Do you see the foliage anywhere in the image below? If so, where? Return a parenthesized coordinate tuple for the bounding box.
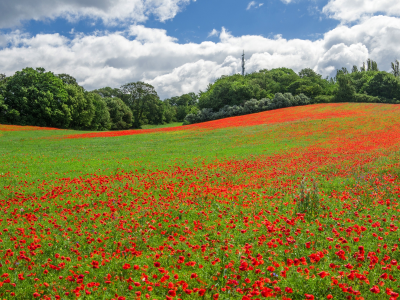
(57, 73, 79, 86)
(64, 84, 95, 129)
(92, 86, 123, 99)
(165, 92, 199, 121)
(120, 81, 160, 128)
(185, 93, 310, 125)
(87, 92, 112, 131)
(334, 73, 356, 102)
(1, 67, 72, 128)
(361, 72, 400, 100)
(103, 97, 133, 130)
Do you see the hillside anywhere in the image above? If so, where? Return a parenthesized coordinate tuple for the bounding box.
(1, 103, 400, 299)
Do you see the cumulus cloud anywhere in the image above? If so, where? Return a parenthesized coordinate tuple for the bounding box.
(0, 0, 193, 28)
(246, 1, 263, 10)
(323, 0, 400, 23)
(1, 16, 400, 99)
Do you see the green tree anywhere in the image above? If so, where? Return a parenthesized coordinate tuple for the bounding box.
(367, 59, 379, 71)
(57, 74, 79, 86)
(335, 73, 355, 102)
(3, 67, 72, 127)
(65, 84, 95, 129)
(87, 92, 111, 131)
(162, 101, 176, 123)
(391, 60, 400, 77)
(144, 96, 166, 125)
(362, 72, 400, 100)
(92, 87, 123, 98)
(104, 97, 133, 130)
(120, 82, 159, 128)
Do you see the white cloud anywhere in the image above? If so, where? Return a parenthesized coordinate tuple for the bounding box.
(208, 29, 219, 37)
(323, 0, 400, 23)
(280, 0, 293, 4)
(246, 1, 263, 10)
(1, 16, 400, 99)
(0, 0, 193, 29)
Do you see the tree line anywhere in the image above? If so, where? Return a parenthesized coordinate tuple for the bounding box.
(0, 68, 197, 130)
(1, 59, 400, 129)
(185, 59, 400, 124)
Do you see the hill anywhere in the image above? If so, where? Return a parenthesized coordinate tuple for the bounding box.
(1, 103, 400, 299)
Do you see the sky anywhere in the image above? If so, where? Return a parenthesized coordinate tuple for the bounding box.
(1, 0, 400, 99)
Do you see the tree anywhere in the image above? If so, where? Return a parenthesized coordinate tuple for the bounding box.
(144, 96, 166, 125)
(288, 79, 323, 98)
(57, 74, 79, 86)
(65, 84, 95, 129)
(335, 73, 355, 102)
(298, 68, 321, 80)
(3, 67, 72, 127)
(367, 59, 378, 71)
(92, 87, 123, 98)
(0, 94, 7, 123)
(104, 97, 133, 130)
(120, 82, 159, 128)
(391, 60, 400, 77)
(87, 92, 111, 131)
(360, 62, 366, 72)
(362, 72, 400, 100)
(351, 65, 359, 73)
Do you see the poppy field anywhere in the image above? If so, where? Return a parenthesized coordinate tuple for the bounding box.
(2, 103, 400, 300)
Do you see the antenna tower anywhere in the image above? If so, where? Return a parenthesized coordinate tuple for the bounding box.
(242, 50, 245, 76)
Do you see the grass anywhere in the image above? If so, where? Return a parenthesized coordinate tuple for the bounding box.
(141, 122, 183, 129)
(2, 103, 400, 299)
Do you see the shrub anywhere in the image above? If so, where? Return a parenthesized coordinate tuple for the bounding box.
(185, 93, 310, 125)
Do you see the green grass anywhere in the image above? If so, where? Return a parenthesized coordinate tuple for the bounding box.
(141, 122, 183, 129)
(2, 103, 400, 299)
(0, 121, 306, 185)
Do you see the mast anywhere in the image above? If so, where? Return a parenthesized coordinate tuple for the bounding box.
(242, 50, 245, 76)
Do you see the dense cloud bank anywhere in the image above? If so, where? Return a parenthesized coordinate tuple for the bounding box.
(1, 14, 400, 98)
(0, 0, 193, 28)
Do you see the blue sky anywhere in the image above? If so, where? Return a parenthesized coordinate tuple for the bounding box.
(1, 0, 400, 98)
(20, 0, 338, 43)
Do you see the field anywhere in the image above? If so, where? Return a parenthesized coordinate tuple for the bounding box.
(1, 103, 400, 300)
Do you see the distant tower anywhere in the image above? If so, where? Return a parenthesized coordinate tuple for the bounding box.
(242, 50, 245, 76)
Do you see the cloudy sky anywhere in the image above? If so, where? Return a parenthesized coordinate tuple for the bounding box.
(1, 0, 400, 99)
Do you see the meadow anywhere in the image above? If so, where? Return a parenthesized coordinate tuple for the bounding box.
(1, 103, 400, 299)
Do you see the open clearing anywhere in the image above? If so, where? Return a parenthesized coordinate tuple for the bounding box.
(1, 103, 400, 299)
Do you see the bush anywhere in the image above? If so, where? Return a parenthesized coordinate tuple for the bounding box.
(185, 93, 310, 125)
(353, 93, 381, 103)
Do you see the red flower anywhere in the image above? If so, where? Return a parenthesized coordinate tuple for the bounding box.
(305, 294, 315, 300)
(33, 293, 40, 298)
(198, 289, 206, 296)
(122, 263, 130, 270)
(154, 262, 161, 267)
(318, 271, 329, 278)
(168, 290, 176, 297)
(370, 286, 380, 294)
(285, 287, 293, 293)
